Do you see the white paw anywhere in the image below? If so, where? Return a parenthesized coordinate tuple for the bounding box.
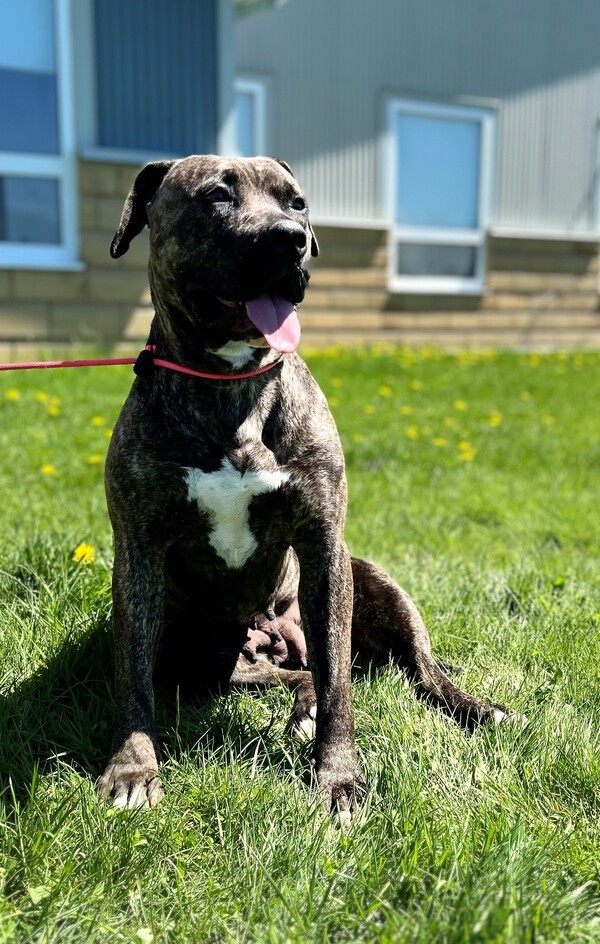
(292, 704, 317, 741)
(493, 708, 528, 727)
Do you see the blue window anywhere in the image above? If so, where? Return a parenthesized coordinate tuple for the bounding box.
(235, 79, 266, 157)
(0, 0, 77, 266)
(388, 99, 495, 293)
(394, 115, 481, 230)
(0, 177, 60, 244)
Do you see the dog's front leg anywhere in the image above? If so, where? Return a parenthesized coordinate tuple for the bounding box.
(297, 539, 364, 819)
(98, 536, 165, 809)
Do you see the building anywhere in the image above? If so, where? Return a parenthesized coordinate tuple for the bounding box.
(236, 0, 600, 347)
(0, 0, 274, 355)
(1, 0, 600, 353)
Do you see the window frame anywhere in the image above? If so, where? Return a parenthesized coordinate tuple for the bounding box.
(386, 97, 495, 295)
(234, 77, 267, 157)
(595, 121, 600, 233)
(0, 0, 79, 270)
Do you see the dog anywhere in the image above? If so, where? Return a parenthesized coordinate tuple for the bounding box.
(98, 155, 509, 818)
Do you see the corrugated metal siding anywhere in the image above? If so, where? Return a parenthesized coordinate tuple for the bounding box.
(94, 0, 217, 154)
(235, 0, 600, 232)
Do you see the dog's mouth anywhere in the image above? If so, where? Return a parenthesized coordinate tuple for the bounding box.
(217, 294, 301, 353)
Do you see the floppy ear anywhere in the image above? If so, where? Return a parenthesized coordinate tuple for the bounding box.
(273, 158, 319, 257)
(110, 160, 175, 258)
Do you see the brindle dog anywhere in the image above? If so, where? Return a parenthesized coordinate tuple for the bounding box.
(98, 155, 509, 818)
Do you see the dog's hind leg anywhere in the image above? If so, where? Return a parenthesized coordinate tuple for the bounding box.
(350, 558, 509, 729)
(228, 657, 317, 739)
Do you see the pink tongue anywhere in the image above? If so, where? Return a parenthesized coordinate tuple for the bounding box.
(245, 294, 301, 353)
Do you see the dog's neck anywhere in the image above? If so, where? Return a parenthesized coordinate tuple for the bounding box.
(148, 310, 282, 380)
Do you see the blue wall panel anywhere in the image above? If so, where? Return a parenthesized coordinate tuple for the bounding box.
(95, 0, 217, 155)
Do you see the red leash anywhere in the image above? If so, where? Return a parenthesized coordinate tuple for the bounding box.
(0, 347, 283, 381)
(0, 357, 137, 372)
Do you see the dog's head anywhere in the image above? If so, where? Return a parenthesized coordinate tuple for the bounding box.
(111, 155, 318, 356)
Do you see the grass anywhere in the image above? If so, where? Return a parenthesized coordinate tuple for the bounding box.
(0, 345, 599, 943)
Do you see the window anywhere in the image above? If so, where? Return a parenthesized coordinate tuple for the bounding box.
(234, 79, 266, 157)
(0, 0, 77, 267)
(387, 99, 495, 293)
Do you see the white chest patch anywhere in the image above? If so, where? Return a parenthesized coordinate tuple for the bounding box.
(184, 458, 289, 569)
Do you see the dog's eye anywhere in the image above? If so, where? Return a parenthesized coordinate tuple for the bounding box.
(291, 197, 306, 211)
(206, 187, 232, 203)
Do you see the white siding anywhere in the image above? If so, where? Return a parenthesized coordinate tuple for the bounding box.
(236, 0, 600, 233)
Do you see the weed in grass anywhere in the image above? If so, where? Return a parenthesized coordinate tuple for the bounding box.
(0, 349, 599, 942)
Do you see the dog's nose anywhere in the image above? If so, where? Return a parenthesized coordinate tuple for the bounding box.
(263, 220, 307, 259)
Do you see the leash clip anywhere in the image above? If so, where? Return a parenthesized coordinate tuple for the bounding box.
(133, 344, 157, 377)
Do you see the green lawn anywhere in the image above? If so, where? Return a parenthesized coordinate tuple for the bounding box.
(0, 346, 598, 943)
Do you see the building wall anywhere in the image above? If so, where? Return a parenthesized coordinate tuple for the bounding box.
(93, 0, 218, 155)
(236, 0, 600, 233)
(0, 160, 154, 358)
(0, 160, 598, 355)
(301, 227, 600, 348)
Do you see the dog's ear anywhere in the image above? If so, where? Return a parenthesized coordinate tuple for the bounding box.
(273, 158, 319, 257)
(110, 160, 175, 258)
(273, 157, 295, 178)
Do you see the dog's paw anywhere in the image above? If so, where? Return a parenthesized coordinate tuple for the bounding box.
(492, 707, 529, 728)
(97, 733, 163, 810)
(314, 752, 365, 828)
(290, 702, 317, 741)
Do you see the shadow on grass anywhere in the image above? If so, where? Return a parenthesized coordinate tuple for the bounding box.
(0, 618, 115, 804)
(0, 619, 320, 807)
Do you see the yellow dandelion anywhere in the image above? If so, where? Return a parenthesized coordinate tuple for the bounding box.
(5, 388, 20, 401)
(453, 400, 468, 411)
(352, 433, 364, 444)
(378, 385, 393, 398)
(90, 416, 106, 427)
(433, 437, 448, 448)
(489, 411, 503, 427)
(47, 405, 61, 417)
(87, 454, 103, 465)
(328, 396, 340, 408)
(406, 425, 419, 440)
(35, 391, 49, 403)
(410, 380, 423, 391)
(528, 355, 541, 368)
(72, 543, 95, 565)
(363, 403, 376, 414)
(458, 440, 477, 461)
(541, 415, 555, 426)
(41, 463, 57, 476)
(400, 405, 413, 416)
(104, 428, 113, 439)
(520, 391, 531, 401)
(330, 377, 342, 388)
